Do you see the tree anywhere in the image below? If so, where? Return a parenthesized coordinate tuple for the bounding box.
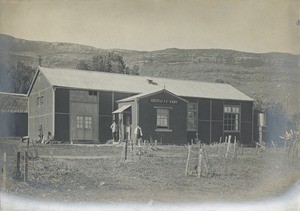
(90, 55, 111, 72)
(10, 61, 35, 94)
(125, 65, 140, 75)
(107, 52, 125, 73)
(288, 113, 300, 130)
(76, 60, 90, 70)
(75, 52, 138, 75)
(254, 98, 287, 144)
(131, 65, 140, 75)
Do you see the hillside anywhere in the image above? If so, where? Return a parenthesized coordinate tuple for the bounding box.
(0, 34, 299, 114)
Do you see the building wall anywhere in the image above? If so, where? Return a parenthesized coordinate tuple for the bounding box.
(138, 92, 187, 144)
(184, 98, 253, 145)
(55, 88, 70, 141)
(28, 72, 54, 141)
(0, 112, 27, 137)
(98, 91, 135, 142)
(69, 90, 99, 141)
(34, 82, 253, 145)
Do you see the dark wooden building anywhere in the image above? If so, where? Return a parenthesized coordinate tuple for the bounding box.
(0, 92, 28, 137)
(28, 67, 254, 145)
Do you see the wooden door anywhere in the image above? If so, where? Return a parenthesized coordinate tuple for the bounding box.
(75, 116, 93, 140)
(70, 102, 98, 141)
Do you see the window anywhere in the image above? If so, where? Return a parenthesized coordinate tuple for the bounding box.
(88, 91, 97, 96)
(187, 102, 198, 131)
(85, 116, 92, 129)
(156, 108, 169, 128)
(77, 116, 92, 129)
(224, 105, 240, 132)
(76, 116, 84, 129)
(37, 96, 44, 106)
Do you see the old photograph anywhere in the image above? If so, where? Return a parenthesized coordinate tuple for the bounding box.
(0, 0, 300, 210)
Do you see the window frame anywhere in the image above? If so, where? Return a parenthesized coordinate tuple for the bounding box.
(223, 105, 240, 132)
(187, 102, 198, 131)
(84, 116, 92, 129)
(88, 90, 97, 96)
(76, 115, 92, 130)
(37, 96, 44, 106)
(156, 107, 170, 129)
(76, 116, 84, 129)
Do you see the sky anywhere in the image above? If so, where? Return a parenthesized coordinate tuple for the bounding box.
(0, 0, 300, 54)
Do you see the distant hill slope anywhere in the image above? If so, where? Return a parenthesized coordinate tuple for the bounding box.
(0, 34, 299, 114)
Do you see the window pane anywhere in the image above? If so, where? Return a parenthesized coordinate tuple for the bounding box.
(76, 116, 83, 129)
(224, 106, 240, 132)
(85, 116, 92, 129)
(157, 108, 169, 128)
(187, 102, 198, 131)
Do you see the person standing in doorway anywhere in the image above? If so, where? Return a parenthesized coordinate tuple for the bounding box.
(110, 120, 118, 142)
(134, 124, 143, 146)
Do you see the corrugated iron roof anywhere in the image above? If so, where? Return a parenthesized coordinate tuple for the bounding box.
(0, 92, 28, 113)
(118, 89, 189, 103)
(112, 104, 132, 114)
(39, 67, 253, 101)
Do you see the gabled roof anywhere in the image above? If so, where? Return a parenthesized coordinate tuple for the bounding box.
(36, 67, 253, 102)
(112, 104, 132, 114)
(118, 89, 188, 103)
(0, 92, 28, 113)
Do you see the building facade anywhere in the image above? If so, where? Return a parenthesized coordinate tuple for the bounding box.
(28, 67, 254, 145)
(0, 92, 28, 137)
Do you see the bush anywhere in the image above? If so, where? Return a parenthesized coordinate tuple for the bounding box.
(254, 99, 287, 145)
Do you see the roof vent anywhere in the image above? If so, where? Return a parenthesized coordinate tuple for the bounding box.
(147, 79, 158, 85)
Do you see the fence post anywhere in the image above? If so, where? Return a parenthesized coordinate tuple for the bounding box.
(185, 144, 191, 176)
(24, 151, 28, 182)
(125, 139, 128, 160)
(241, 143, 244, 155)
(198, 148, 203, 178)
(225, 135, 231, 158)
(3, 152, 7, 191)
(233, 136, 237, 158)
(16, 152, 22, 181)
(27, 138, 30, 151)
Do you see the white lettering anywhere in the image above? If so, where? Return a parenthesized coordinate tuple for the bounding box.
(150, 98, 178, 104)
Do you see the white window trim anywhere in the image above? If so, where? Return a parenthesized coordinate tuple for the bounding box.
(156, 107, 170, 129)
(187, 102, 198, 131)
(224, 105, 241, 132)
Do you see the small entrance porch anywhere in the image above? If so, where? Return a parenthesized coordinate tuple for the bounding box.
(112, 104, 132, 141)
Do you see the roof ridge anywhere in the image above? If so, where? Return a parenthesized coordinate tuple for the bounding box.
(0, 92, 28, 97)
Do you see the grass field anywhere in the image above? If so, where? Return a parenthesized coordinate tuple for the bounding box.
(1, 140, 300, 205)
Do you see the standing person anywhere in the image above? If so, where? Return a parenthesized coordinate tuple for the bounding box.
(134, 124, 143, 146)
(110, 120, 118, 142)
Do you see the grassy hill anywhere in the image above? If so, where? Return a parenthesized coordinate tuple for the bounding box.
(0, 34, 299, 115)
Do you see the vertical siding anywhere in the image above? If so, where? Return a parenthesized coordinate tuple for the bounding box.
(69, 90, 99, 141)
(28, 73, 54, 141)
(28, 77, 254, 145)
(138, 92, 187, 144)
(55, 89, 70, 141)
(0, 112, 28, 137)
(241, 101, 254, 145)
(98, 91, 136, 142)
(113, 92, 134, 111)
(197, 98, 211, 143)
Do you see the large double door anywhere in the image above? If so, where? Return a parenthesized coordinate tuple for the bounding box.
(70, 101, 98, 141)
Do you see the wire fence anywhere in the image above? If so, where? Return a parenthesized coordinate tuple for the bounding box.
(0, 139, 22, 190)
